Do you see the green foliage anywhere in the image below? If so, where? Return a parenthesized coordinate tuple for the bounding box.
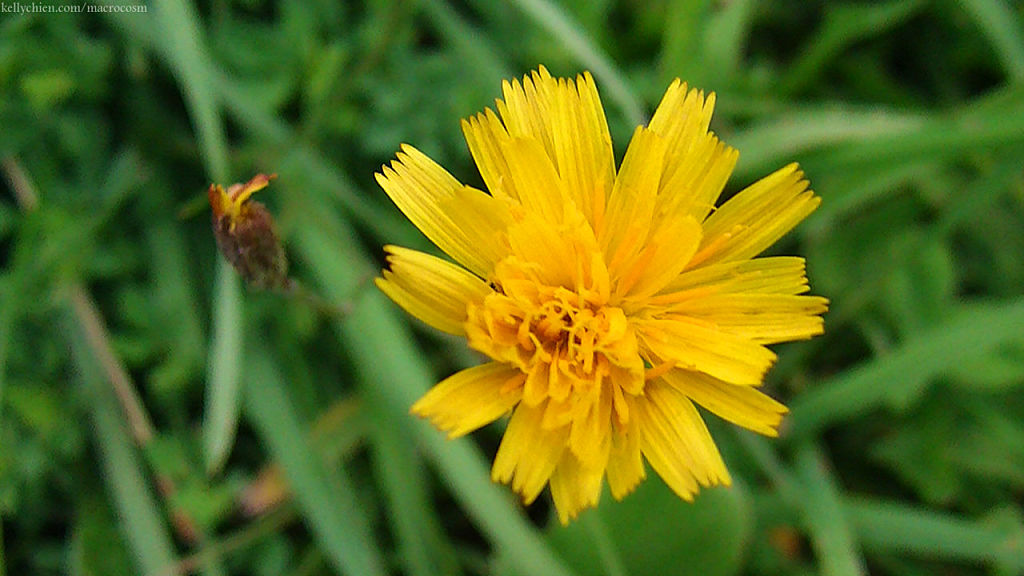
(534, 481, 752, 576)
(2, 1, 1024, 575)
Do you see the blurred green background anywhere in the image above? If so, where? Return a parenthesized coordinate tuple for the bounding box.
(3, 1, 1024, 575)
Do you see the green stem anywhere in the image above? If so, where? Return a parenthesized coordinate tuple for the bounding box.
(278, 279, 353, 320)
(163, 506, 297, 576)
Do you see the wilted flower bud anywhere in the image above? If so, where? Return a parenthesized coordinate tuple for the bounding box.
(208, 173, 289, 290)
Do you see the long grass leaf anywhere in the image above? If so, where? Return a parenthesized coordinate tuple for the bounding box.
(786, 298, 1024, 438)
(509, 0, 645, 126)
(959, 0, 1024, 81)
(203, 262, 244, 475)
(728, 106, 928, 181)
(364, 397, 462, 576)
(793, 442, 866, 576)
(146, 0, 246, 476)
(844, 497, 1024, 573)
(150, 0, 229, 182)
(67, 310, 178, 576)
(421, 0, 511, 89)
(244, 346, 388, 576)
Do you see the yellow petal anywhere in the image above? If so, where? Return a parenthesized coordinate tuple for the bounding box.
(658, 256, 816, 299)
(492, 402, 569, 504)
(376, 145, 509, 276)
(207, 184, 229, 219)
(647, 81, 714, 178)
(668, 293, 828, 344)
(462, 108, 517, 202)
(647, 83, 737, 222)
(376, 245, 492, 336)
(549, 452, 605, 525)
(567, 380, 613, 470)
(230, 173, 275, 204)
(601, 127, 666, 267)
(522, 361, 551, 407)
(635, 381, 730, 500)
(636, 317, 777, 386)
(692, 163, 820, 268)
(660, 136, 738, 224)
(497, 67, 557, 157)
(500, 136, 572, 223)
(616, 214, 702, 302)
(662, 369, 788, 436)
(505, 209, 602, 292)
(466, 68, 616, 227)
(606, 420, 645, 499)
(450, 184, 514, 256)
(546, 72, 616, 226)
(411, 362, 524, 438)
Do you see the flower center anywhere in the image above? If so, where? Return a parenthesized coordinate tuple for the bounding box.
(466, 257, 645, 412)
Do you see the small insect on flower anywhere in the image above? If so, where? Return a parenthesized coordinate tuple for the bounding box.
(208, 173, 289, 290)
(376, 67, 828, 524)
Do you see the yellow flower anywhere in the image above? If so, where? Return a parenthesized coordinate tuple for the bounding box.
(375, 67, 828, 524)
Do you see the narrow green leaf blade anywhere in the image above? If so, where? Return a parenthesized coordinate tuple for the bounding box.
(845, 498, 1024, 574)
(793, 442, 866, 576)
(959, 0, 1024, 81)
(786, 298, 1024, 438)
(203, 261, 244, 475)
(244, 345, 388, 576)
(67, 310, 178, 576)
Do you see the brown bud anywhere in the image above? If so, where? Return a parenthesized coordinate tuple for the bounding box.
(208, 173, 289, 290)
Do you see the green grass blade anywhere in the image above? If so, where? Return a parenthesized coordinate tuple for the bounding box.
(364, 397, 462, 576)
(150, 0, 229, 182)
(845, 497, 1024, 574)
(959, 0, 1024, 81)
(730, 91, 1024, 183)
(786, 298, 1024, 438)
(577, 513, 628, 576)
(66, 308, 178, 576)
(87, 390, 179, 576)
(794, 442, 866, 576)
(0, 278, 12, 416)
(421, 0, 511, 89)
(776, 0, 924, 96)
(145, 0, 246, 476)
(203, 262, 244, 475)
(806, 111, 1024, 174)
(244, 345, 388, 576)
(699, 0, 755, 85)
(659, 0, 712, 87)
(510, 0, 645, 126)
(728, 106, 927, 181)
